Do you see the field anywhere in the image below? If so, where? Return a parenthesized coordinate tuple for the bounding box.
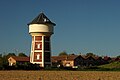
(0, 71, 120, 80)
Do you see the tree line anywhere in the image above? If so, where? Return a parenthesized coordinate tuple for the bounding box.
(58, 51, 120, 58)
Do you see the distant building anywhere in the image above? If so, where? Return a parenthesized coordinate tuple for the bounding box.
(51, 55, 109, 68)
(8, 56, 29, 66)
(52, 55, 78, 68)
(8, 55, 119, 68)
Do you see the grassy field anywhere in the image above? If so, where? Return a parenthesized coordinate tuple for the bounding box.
(0, 71, 119, 80)
(99, 61, 120, 69)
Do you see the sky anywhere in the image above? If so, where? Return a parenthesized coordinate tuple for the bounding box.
(0, 0, 120, 57)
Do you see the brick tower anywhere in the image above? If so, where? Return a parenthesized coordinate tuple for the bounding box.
(28, 12, 56, 67)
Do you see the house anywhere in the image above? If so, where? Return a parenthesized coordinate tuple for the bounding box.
(8, 56, 30, 66)
(103, 56, 111, 64)
(111, 57, 120, 62)
(62, 55, 78, 67)
(74, 55, 86, 67)
(84, 56, 96, 66)
(51, 55, 98, 68)
(51, 55, 110, 68)
(8, 55, 115, 68)
(51, 55, 78, 68)
(103, 56, 111, 61)
(93, 56, 105, 65)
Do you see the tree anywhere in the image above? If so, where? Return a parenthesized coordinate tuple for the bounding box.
(117, 55, 120, 58)
(18, 53, 27, 57)
(0, 54, 3, 69)
(86, 53, 96, 57)
(0, 54, 2, 58)
(69, 53, 75, 55)
(7, 53, 16, 57)
(58, 51, 68, 56)
(1, 53, 15, 69)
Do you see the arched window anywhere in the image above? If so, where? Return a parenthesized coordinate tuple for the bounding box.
(37, 44, 40, 49)
(37, 54, 40, 60)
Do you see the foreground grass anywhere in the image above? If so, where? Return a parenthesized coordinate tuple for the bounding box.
(0, 71, 120, 80)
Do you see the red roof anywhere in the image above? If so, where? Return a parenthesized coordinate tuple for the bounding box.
(10, 56, 30, 62)
(51, 55, 78, 62)
(111, 57, 120, 61)
(103, 56, 111, 61)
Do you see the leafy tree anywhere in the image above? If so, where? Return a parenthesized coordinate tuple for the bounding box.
(86, 53, 96, 57)
(0, 53, 16, 69)
(18, 53, 27, 57)
(7, 53, 16, 57)
(117, 55, 120, 58)
(2, 53, 16, 64)
(0, 54, 2, 65)
(59, 51, 68, 56)
(69, 53, 75, 55)
(0, 54, 2, 58)
(0, 54, 3, 68)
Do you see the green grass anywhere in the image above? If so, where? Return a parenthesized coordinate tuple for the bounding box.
(99, 61, 120, 69)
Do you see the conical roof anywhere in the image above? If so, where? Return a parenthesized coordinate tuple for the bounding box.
(28, 12, 56, 26)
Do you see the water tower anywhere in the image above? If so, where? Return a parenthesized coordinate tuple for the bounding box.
(28, 12, 56, 67)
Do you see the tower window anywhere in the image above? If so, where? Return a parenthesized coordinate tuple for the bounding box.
(44, 18, 49, 22)
(44, 18, 47, 22)
(35, 42, 42, 50)
(37, 44, 40, 49)
(37, 54, 40, 60)
(34, 52, 42, 62)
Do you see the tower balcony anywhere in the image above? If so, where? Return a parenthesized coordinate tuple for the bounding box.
(29, 24, 54, 34)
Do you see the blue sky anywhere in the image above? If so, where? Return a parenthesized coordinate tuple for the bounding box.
(0, 0, 120, 57)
